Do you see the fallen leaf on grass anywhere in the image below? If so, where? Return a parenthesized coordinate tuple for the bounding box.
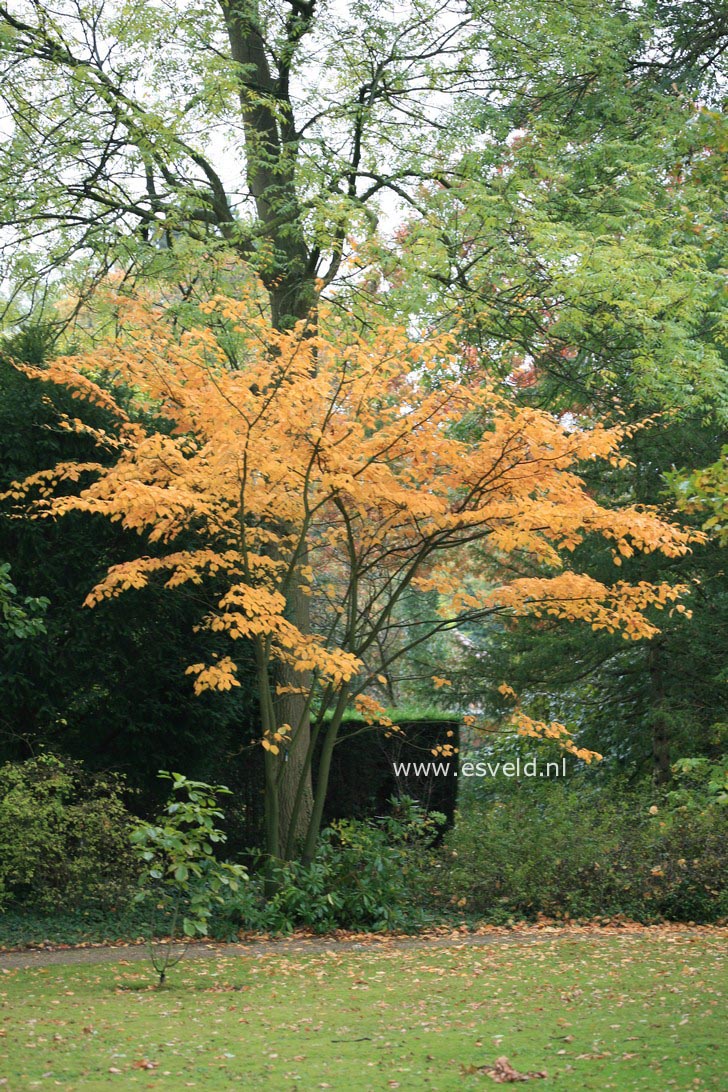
(461, 1056, 548, 1082)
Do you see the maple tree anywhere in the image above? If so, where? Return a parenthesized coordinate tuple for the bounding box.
(2, 0, 725, 837)
(2, 291, 698, 865)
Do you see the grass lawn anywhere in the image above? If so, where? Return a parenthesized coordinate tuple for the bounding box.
(1, 931, 725, 1089)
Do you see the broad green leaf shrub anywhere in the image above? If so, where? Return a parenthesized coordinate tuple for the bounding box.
(439, 764, 728, 923)
(667, 756, 728, 808)
(0, 562, 48, 639)
(0, 754, 136, 911)
(226, 798, 444, 935)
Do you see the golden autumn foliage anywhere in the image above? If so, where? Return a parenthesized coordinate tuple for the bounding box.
(1, 290, 699, 856)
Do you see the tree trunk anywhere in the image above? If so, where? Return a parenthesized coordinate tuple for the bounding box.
(269, 278, 319, 858)
(302, 687, 350, 864)
(275, 577, 314, 857)
(648, 642, 671, 786)
(222, 0, 323, 859)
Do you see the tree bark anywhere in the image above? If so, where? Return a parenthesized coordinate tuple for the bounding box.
(219, 2, 323, 858)
(275, 577, 314, 856)
(648, 642, 671, 786)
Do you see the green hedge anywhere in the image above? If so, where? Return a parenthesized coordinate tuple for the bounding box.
(229, 712, 460, 852)
(437, 763, 728, 923)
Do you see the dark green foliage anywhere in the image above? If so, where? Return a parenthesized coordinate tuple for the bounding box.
(668, 756, 728, 807)
(321, 715, 460, 831)
(670, 445, 728, 545)
(0, 561, 48, 638)
(0, 754, 136, 912)
(0, 904, 172, 951)
(0, 339, 259, 814)
(227, 798, 444, 935)
(439, 763, 728, 924)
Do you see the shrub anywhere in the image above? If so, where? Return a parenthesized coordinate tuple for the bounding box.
(0, 561, 48, 639)
(438, 764, 728, 924)
(130, 772, 248, 983)
(227, 797, 444, 935)
(0, 753, 136, 911)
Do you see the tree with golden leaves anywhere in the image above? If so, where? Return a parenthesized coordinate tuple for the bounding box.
(2, 293, 697, 863)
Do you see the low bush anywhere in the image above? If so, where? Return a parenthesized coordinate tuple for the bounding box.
(0, 753, 137, 912)
(225, 798, 444, 935)
(4, 748, 723, 940)
(130, 772, 248, 983)
(437, 757, 728, 923)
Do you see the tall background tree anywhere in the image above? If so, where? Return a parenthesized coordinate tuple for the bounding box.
(348, 1, 727, 779)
